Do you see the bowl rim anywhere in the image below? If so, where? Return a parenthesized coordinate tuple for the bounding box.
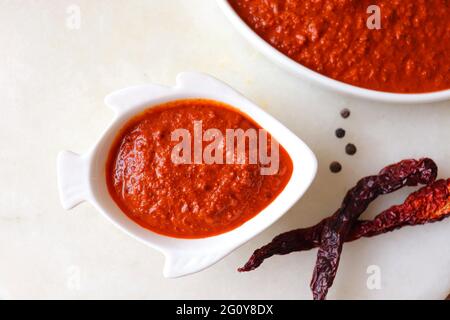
(216, 0, 450, 104)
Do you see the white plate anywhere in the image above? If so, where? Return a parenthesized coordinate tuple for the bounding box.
(57, 72, 317, 278)
(217, 0, 450, 103)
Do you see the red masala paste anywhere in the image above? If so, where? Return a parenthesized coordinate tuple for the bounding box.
(106, 99, 293, 238)
(229, 0, 450, 93)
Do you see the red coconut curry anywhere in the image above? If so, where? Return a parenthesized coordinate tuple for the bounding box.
(106, 99, 293, 238)
(229, 0, 450, 93)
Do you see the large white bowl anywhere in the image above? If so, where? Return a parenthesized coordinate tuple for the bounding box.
(57, 72, 317, 278)
(217, 0, 450, 104)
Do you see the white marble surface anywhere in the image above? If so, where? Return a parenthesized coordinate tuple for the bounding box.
(0, 0, 449, 300)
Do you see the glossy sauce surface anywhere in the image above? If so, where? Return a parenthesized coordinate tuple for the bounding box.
(230, 0, 449, 93)
(106, 99, 293, 238)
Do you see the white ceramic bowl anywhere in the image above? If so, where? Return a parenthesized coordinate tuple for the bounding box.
(57, 72, 317, 278)
(217, 0, 450, 104)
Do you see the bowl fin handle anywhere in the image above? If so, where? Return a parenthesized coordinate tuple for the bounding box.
(163, 248, 233, 278)
(57, 151, 91, 210)
(175, 72, 240, 97)
(104, 84, 170, 116)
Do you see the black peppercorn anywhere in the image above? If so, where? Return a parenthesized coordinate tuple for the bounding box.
(340, 108, 351, 119)
(329, 161, 342, 173)
(335, 128, 346, 138)
(345, 143, 357, 155)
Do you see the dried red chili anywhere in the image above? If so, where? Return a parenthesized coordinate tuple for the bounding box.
(349, 178, 450, 239)
(311, 158, 437, 300)
(238, 158, 438, 299)
(239, 178, 450, 273)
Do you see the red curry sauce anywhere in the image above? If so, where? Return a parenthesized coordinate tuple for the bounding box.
(229, 0, 450, 93)
(106, 99, 293, 238)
